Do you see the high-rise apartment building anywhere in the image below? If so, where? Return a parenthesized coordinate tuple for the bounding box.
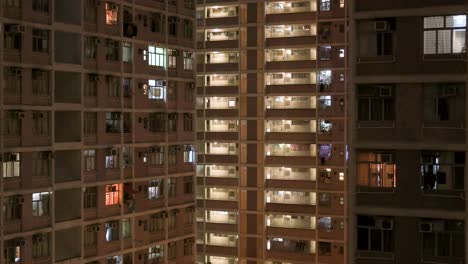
(0, 0, 196, 263)
(195, 1, 348, 263)
(349, 0, 467, 263)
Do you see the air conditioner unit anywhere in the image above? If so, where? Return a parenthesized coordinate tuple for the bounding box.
(442, 86, 457, 97)
(11, 25, 25, 33)
(379, 153, 393, 163)
(10, 68, 21, 76)
(374, 21, 388, 31)
(419, 222, 432, 233)
(33, 112, 45, 119)
(89, 74, 99, 81)
(13, 196, 24, 204)
(15, 240, 26, 246)
(376, 219, 393, 230)
(379, 87, 392, 97)
(14, 111, 25, 119)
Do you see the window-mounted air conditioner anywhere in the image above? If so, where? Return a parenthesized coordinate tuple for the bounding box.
(374, 21, 388, 31)
(419, 222, 432, 233)
(379, 153, 393, 163)
(376, 219, 393, 230)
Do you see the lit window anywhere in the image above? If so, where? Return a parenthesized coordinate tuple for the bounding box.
(105, 2, 118, 25)
(320, 0, 331, 11)
(2, 153, 20, 178)
(184, 145, 195, 163)
(105, 184, 120, 206)
(148, 45, 166, 68)
(148, 180, 163, 199)
(105, 149, 119, 169)
(357, 152, 396, 189)
(424, 15, 466, 54)
(339, 48, 345, 58)
(340, 0, 344, 8)
(122, 219, 131, 238)
(32, 192, 50, 216)
(105, 221, 119, 241)
(183, 51, 193, 70)
(122, 42, 132, 62)
(148, 79, 167, 100)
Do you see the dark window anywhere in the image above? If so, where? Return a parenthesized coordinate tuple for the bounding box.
(357, 85, 395, 122)
(32, 29, 49, 53)
(32, 0, 48, 12)
(168, 16, 178, 36)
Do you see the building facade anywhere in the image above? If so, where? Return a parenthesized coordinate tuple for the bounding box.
(195, 1, 348, 263)
(0, 0, 196, 263)
(349, 0, 467, 263)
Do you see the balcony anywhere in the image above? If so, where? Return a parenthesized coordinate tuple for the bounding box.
(206, 233, 238, 247)
(206, 187, 238, 201)
(266, 190, 316, 214)
(266, 238, 315, 262)
(266, 75, 316, 93)
(266, 190, 316, 205)
(265, 1, 316, 15)
(202, 74, 239, 87)
(265, 120, 316, 141)
(204, 29, 239, 49)
(265, 24, 316, 47)
(200, 52, 240, 72)
(266, 48, 316, 71)
(265, 167, 316, 189)
(205, 119, 238, 132)
(204, 255, 238, 264)
(266, 143, 315, 156)
(267, 214, 315, 229)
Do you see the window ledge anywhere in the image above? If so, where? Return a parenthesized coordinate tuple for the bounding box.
(357, 56, 395, 63)
(358, 121, 395, 128)
(357, 251, 395, 260)
(357, 186, 395, 193)
(422, 121, 464, 129)
(421, 189, 465, 198)
(422, 53, 465, 61)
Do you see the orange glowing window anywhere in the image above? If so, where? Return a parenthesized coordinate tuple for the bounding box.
(105, 184, 119, 205)
(105, 3, 118, 25)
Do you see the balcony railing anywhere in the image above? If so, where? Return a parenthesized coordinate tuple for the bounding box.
(265, 73, 316, 85)
(267, 214, 316, 229)
(206, 30, 239, 41)
(206, 256, 238, 264)
(266, 191, 316, 205)
(206, 233, 238, 247)
(206, 210, 238, 224)
(201, 75, 239, 87)
(205, 52, 239, 64)
(265, 25, 315, 38)
(206, 6, 238, 18)
(265, 1, 315, 14)
(206, 120, 238, 132)
(202, 165, 238, 178)
(206, 188, 238, 201)
(266, 48, 315, 62)
(265, 144, 316, 157)
(265, 167, 316, 181)
(205, 97, 237, 109)
(267, 238, 315, 254)
(266, 120, 315, 133)
(266, 96, 316, 109)
(206, 143, 238, 155)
